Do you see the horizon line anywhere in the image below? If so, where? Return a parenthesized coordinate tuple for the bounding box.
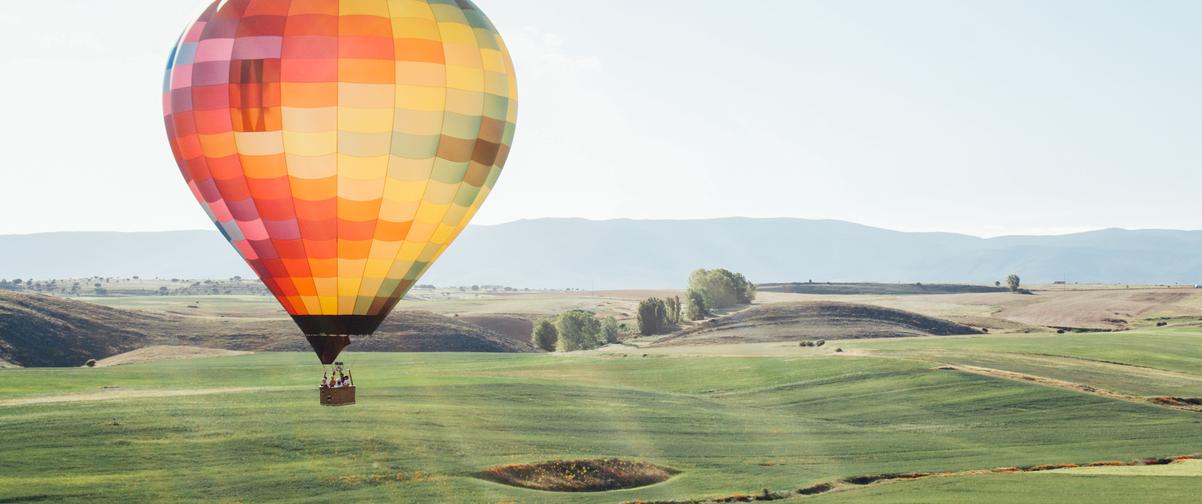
(4, 216, 1202, 240)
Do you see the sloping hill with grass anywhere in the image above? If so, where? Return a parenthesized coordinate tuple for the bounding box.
(0, 291, 161, 367)
(757, 282, 1008, 295)
(0, 292, 534, 367)
(656, 301, 982, 346)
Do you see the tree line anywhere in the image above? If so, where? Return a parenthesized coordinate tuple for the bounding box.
(637, 268, 756, 335)
(531, 267, 756, 351)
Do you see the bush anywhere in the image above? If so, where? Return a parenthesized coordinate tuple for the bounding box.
(637, 298, 671, 336)
(685, 289, 709, 321)
(84, 359, 97, 368)
(688, 269, 755, 309)
(599, 316, 622, 344)
(532, 319, 559, 352)
(557, 310, 603, 351)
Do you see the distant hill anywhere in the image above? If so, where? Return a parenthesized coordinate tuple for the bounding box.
(758, 282, 1009, 295)
(6, 219, 1202, 287)
(0, 291, 535, 367)
(655, 302, 982, 346)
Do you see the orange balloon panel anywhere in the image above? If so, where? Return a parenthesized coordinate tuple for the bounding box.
(162, 0, 517, 362)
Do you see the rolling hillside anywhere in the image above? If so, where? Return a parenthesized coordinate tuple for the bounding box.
(0, 291, 534, 367)
(656, 301, 982, 346)
(8, 219, 1202, 288)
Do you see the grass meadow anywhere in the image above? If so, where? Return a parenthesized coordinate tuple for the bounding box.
(2, 327, 1202, 502)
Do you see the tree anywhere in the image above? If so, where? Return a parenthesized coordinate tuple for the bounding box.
(995, 281, 1001, 287)
(532, 319, 559, 352)
(1007, 274, 1021, 293)
(637, 297, 675, 336)
(686, 289, 709, 320)
(664, 296, 682, 324)
(599, 316, 622, 344)
(557, 310, 602, 351)
(732, 272, 756, 304)
(688, 269, 756, 310)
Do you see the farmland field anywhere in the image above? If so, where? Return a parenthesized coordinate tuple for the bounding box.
(3, 326, 1202, 503)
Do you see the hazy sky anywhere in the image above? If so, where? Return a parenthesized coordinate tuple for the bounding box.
(0, 0, 1198, 237)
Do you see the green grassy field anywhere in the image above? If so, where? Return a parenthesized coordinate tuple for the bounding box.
(2, 329, 1201, 502)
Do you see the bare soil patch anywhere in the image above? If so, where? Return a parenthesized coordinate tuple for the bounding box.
(995, 288, 1202, 330)
(1151, 397, 1202, 408)
(477, 459, 677, 492)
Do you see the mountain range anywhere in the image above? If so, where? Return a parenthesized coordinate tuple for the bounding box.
(4, 218, 1202, 288)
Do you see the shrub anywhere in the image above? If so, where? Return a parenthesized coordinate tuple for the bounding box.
(557, 310, 603, 351)
(532, 319, 559, 352)
(599, 316, 621, 344)
(685, 289, 709, 321)
(637, 298, 671, 336)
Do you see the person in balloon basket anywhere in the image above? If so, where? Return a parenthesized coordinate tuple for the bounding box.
(321, 366, 354, 389)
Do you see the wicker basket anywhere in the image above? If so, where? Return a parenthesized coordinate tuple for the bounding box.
(319, 386, 356, 406)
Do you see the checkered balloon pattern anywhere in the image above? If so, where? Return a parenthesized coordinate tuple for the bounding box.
(162, 0, 517, 352)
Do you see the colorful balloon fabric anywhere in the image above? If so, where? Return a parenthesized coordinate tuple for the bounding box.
(162, 0, 517, 363)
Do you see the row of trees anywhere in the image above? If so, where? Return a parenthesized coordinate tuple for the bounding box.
(637, 296, 684, 335)
(531, 310, 623, 352)
(634, 268, 757, 336)
(532, 267, 758, 348)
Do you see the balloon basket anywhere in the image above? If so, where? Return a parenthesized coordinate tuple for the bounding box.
(320, 386, 356, 407)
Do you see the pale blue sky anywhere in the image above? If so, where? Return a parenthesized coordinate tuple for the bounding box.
(0, 0, 1198, 236)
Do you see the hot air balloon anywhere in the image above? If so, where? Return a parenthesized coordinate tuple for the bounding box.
(161, 0, 517, 400)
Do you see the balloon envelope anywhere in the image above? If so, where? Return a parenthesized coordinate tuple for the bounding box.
(162, 0, 517, 363)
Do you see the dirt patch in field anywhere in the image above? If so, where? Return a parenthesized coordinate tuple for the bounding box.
(994, 288, 1202, 330)
(1151, 397, 1202, 408)
(477, 459, 677, 492)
